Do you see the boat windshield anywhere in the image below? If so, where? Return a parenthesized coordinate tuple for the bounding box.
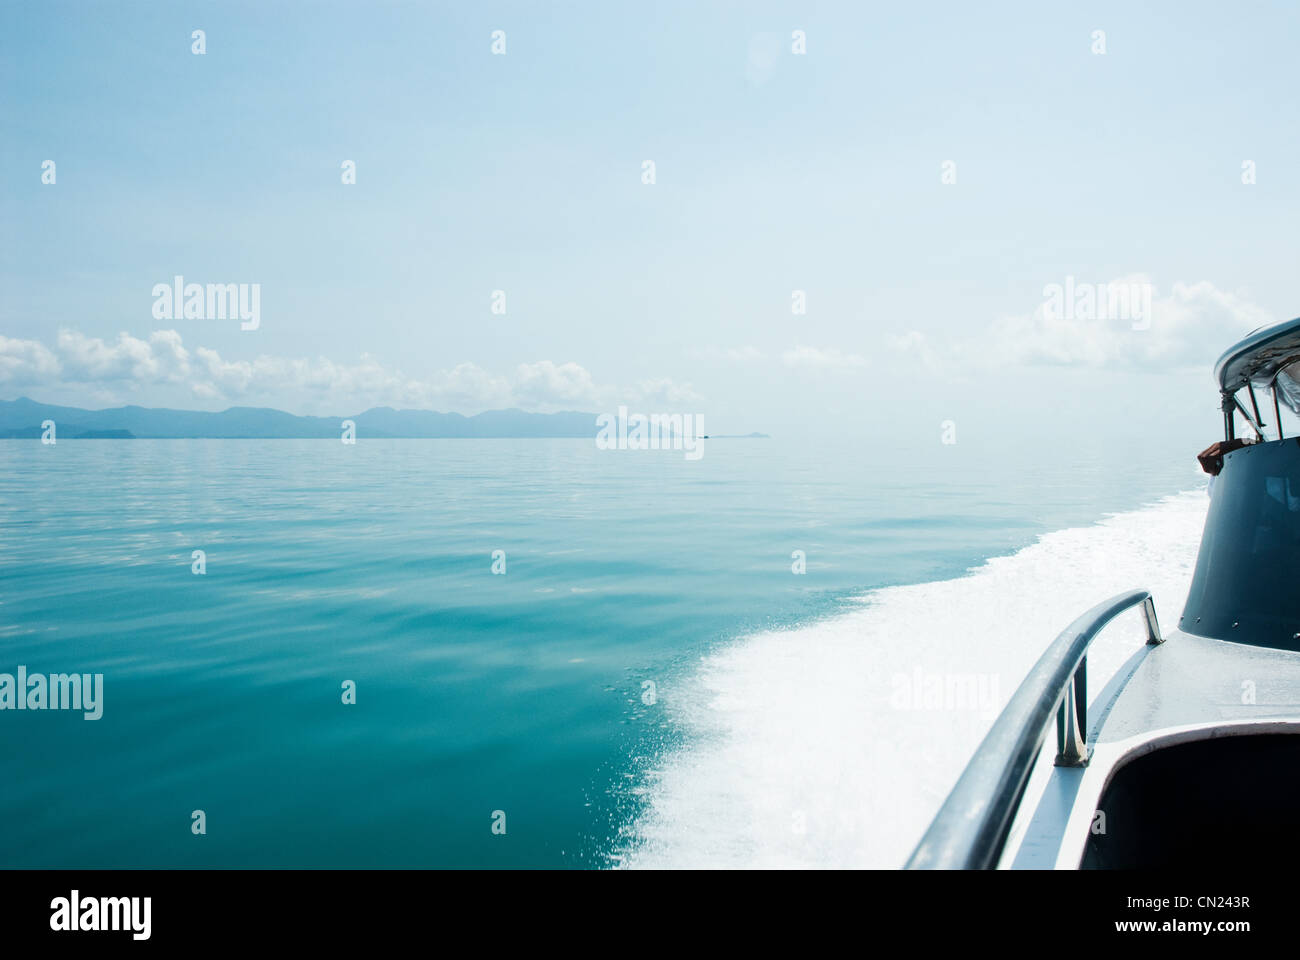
(1181, 437, 1300, 650)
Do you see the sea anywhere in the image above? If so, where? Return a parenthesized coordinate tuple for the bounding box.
(0, 435, 1210, 868)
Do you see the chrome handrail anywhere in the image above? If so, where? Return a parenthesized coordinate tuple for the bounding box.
(905, 589, 1164, 870)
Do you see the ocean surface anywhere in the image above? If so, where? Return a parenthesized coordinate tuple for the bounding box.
(0, 437, 1208, 868)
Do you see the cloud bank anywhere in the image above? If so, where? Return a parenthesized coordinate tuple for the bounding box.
(0, 329, 698, 415)
(0, 279, 1274, 414)
(889, 278, 1273, 374)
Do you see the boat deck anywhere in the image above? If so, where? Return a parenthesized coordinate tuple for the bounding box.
(1006, 630, 1300, 868)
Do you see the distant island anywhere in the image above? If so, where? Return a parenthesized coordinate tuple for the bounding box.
(0, 397, 768, 440)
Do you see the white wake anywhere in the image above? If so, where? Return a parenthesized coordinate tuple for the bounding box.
(617, 489, 1209, 868)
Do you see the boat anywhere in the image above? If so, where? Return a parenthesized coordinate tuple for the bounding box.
(907, 316, 1300, 869)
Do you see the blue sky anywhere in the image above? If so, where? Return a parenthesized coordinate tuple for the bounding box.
(2, 1, 1298, 446)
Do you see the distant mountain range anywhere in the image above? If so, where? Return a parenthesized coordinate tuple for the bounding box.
(0, 397, 599, 439)
(0, 397, 768, 440)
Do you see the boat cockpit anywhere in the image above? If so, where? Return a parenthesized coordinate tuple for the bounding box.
(908, 316, 1300, 870)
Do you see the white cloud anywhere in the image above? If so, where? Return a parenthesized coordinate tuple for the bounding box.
(513, 360, 600, 409)
(0, 328, 698, 415)
(0, 334, 61, 385)
(56, 329, 191, 383)
(628, 377, 702, 406)
(885, 330, 943, 376)
(988, 277, 1271, 368)
(781, 345, 868, 370)
(421, 362, 513, 410)
(887, 278, 1273, 374)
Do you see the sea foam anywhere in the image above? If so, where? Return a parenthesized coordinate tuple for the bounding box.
(616, 489, 1209, 868)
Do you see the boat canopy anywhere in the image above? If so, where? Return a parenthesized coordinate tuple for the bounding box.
(1216, 316, 1300, 414)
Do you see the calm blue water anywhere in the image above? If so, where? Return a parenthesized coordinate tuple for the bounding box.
(0, 437, 1198, 867)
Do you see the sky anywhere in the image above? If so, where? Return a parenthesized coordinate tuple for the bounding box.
(2, 1, 1298, 449)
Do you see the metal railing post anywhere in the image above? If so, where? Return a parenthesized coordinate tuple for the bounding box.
(1055, 657, 1088, 766)
(1141, 595, 1164, 645)
(905, 589, 1165, 869)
